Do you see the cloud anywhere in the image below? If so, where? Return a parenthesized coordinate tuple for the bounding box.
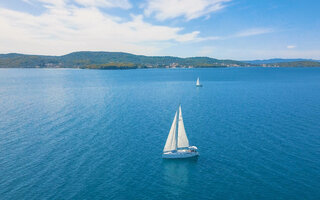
(22, 0, 33, 4)
(233, 28, 274, 37)
(287, 45, 296, 49)
(0, 1, 201, 55)
(74, 0, 132, 9)
(144, 0, 231, 21)
(23, 0, 132, 9)
(35, 0, 67, 7)
(0, 1, 277, 57)
(195, 28, 274, 42)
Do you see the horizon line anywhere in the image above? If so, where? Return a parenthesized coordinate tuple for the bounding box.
(0, 51, 319, 62)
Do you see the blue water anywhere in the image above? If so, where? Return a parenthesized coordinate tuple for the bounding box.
(0, 68, 320, 200)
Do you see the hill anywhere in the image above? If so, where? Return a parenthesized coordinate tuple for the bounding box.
(0, 51, 248, 69)
(245, 58, 320, 64)
(0, 51, 319, 69)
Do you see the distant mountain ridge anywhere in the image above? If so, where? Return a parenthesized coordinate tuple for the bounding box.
(0, 51, 247, 69)
(0, 51, 319, 69)
(245, 58, 320, 64)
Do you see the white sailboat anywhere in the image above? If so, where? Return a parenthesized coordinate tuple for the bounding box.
(162, 105, 199, 159)
(196, 77, 202, 87)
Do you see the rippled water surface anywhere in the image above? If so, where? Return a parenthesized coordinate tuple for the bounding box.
(0, 68, 320, 200)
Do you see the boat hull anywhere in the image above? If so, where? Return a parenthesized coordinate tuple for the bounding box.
(196, 84, 202, 87)
(162, 151, 199, 159)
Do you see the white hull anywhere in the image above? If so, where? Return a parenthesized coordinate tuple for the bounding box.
(162, 150, 199, 159)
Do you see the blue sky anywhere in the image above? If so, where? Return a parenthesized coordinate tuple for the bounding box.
(0, 0, 319, 60)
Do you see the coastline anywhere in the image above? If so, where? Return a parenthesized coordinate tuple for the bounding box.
(1, 66, 320, 70)
(1, 51, 320, 69)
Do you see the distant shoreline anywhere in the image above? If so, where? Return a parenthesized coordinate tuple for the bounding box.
(1, 51, 320, 69)
(2, 66, 320, 71)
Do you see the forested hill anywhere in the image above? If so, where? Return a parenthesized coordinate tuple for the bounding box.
(0, 51, 247, 69)
(0, 51, 319, 69)
(245, 58, 320, 64)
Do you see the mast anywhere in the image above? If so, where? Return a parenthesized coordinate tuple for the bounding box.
(175, 106, 179, 149)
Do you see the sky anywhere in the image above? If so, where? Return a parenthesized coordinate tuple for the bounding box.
(0, 0, 319, 60)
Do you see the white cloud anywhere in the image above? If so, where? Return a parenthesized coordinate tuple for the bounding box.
(74, 0, 132, 9)
(22, 0, 33, 4)
(233, 28, 274, 37)
(195, 28, 274, 42)
(0, 2, 201, 55)
(287, 45, 296, 49)
(36, 0, 67, 7)
(23, 0, 132, 9)
(0, 1, 278, 57)
(144, 0, 231, 21)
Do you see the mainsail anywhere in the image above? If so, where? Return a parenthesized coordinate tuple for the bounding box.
(163, 111, 178, 152)
(196, 77, 200, 86)
(177, 106, 189, 148)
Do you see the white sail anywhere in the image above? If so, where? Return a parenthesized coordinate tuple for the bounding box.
(196, 77, 200, 86)
(177, 106, 189, 148)
(163, 111, 178, 152)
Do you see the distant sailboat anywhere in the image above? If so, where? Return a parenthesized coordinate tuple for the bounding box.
(196, 77, 202, 87)
(162, 105, 199, 159)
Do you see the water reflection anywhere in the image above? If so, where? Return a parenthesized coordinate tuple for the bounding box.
(161, 158, 198, 195)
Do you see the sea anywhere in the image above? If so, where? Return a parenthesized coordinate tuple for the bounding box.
(0, 67, 319, 200)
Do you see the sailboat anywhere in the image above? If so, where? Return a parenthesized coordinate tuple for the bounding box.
(162, 105, 199, 159)
(196, 77, 202, 87)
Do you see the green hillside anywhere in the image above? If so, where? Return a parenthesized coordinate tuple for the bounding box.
(0, 51, 319, 69)
(0, 51, 248, 69)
